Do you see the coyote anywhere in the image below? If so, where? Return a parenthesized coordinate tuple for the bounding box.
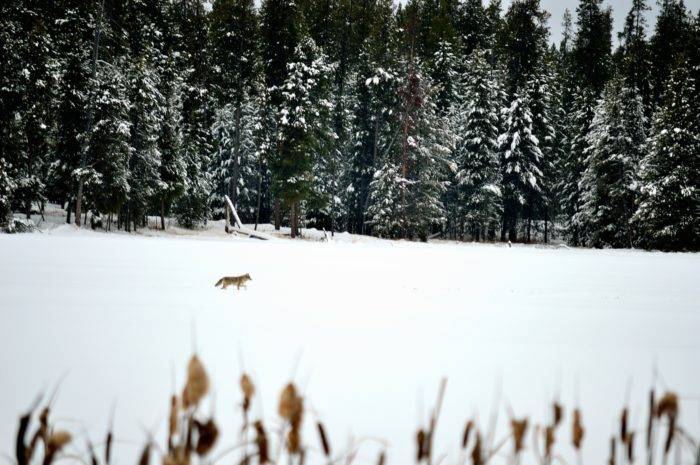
(215, 273, 252, 290)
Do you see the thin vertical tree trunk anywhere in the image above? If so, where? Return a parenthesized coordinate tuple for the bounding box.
(274, 198, 281, 230)
(290, 202, 296, 238)
(254, 155, 263, 231)
(66, 198, 72, 224)
(75, 0, 105, 226)
(544, 212, 549, 244)
(161, 199, 166, 230)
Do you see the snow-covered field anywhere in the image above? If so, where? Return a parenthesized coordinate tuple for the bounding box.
(1, 224, 699, 465)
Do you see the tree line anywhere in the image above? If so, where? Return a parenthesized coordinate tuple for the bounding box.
(0, 0, 698, 250)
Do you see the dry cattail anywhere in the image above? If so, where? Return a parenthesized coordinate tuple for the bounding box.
(655, 392, 678, 420)
(240, 374, 255, 399)
(194, 419, 219, 456)
(182, 355, 209, 409)
(279, 383, 303, 426)
(620, 408, 628, 441)
(462, 420, 474, 449)
(240, 374, 255, 411)
(44, 430, 72, 465)
(169, 396, 179, 439)
(48, 431, 72, 452)
(286, 427, 301, 455)
(553, 403, 563, 427)
(510, 418, 528, 453)
(625, 432, 635, 463)
(544, 426, 555, 458)
(572, 409, 584, 450)
(16, 412, 31, 465)
(254, 421, 269, 464)
(471, 432, 483, 465)
(646, 390, 655, 449)
(655, 392, 678, 455)
(316, 422, 331, 457)
(609, 436, 616, 465)
(416, 429, 427, 461)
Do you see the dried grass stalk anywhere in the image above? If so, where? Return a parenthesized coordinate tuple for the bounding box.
(462, 420, 474, 450)
(471, 431, 483, 465)
(572, 409, 584, 450)
(317, 422, 331, 457)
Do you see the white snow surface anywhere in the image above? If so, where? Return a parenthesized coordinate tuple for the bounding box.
(1, 221, 699, 465)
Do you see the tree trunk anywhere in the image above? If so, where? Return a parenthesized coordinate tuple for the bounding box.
(274, 198, 281, 230)
(66, 197, 72, 224)
(254, 157, 263, 231)
(544, 213, 549, 244)
(161, 199, 166, 230)
(527, 213, 532, 243)
(229, 104, 242, 206)
(290, 202, 297, 239)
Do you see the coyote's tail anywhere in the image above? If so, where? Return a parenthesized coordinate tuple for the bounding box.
(214, 277, 224, 287)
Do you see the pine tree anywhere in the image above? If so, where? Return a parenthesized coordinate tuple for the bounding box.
(174, 0, 213, 229)
(649, 0, 692, 106)
(617, 0, 651, 111)
(634, 63, 699, 250)
(126, 56, 163, 230)
(85, 61, 131, 228)
(271, 36, 333, 238)
(49, 0, 95, 222)
(575, 77, 646, 248)
(209, 0, 259, 208)
(457, 0, 488, 57)
(210, 92, 261, 222)
(572, 0, 613, 95)
(156, 58, 187, 230)
(0, 156, 13, 228)
(454, 48, 501, 240)
(498, 86, 544, 242)
(560, 87, 596, 245)
(366, 162, 402, 238)
(347, 44, 400, 234)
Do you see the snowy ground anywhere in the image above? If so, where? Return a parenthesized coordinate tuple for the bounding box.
(1, 217, 699, 465)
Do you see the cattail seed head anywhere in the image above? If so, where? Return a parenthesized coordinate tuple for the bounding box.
(572, 409, 584, 450)
(169, 396, 179, 438)
(48, 431, 72, 452)
(278, 383, 303, 427)
(194, 419, 219, 456)
(620, 408, 628, 441)
(286, 427, 301, 455)
(240, 374, 255, 402)
(416, 429, 427, 461)
(655, 392, 678, 420)
(182, 355, 209, 409)
(254, 421, 269, 464)
(553, 403, 563, 427)
(510, 418, 528, 453)
(544, 426, 555, 457)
